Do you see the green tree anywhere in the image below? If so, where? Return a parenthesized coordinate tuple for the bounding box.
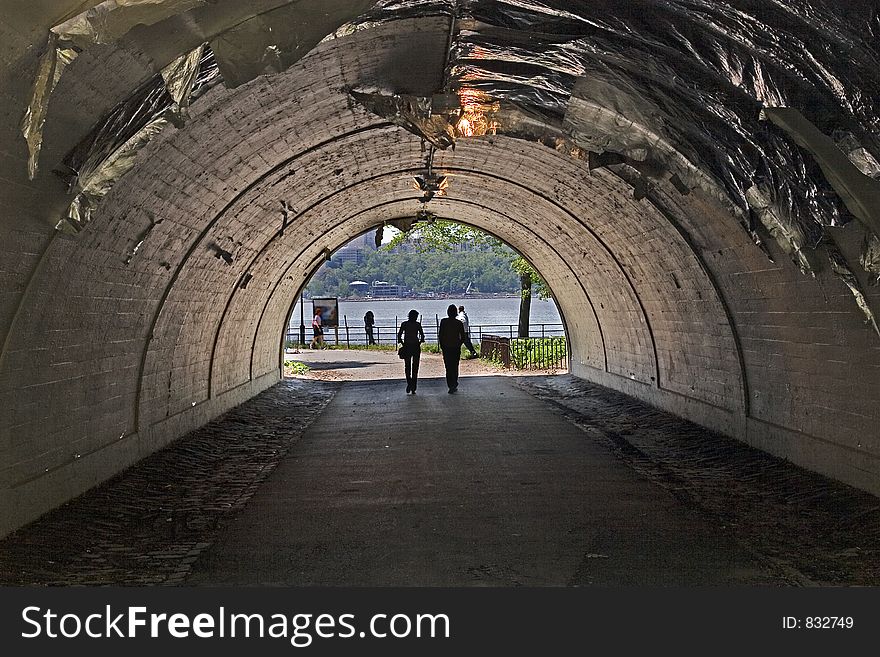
(304, 232, 524, 299)
(385, 219, 550, 337)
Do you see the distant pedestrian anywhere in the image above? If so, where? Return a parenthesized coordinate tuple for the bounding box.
(309, 309, 325, 349)
(364, 310, 376, 345)
(439, 304, 466, 393)
(397, 309, 425, 394)
(457, 305, 477, 358)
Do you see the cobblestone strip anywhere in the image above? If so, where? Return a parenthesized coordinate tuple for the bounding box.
(519, 376, 880, 586)
(0, 379, 337, 585)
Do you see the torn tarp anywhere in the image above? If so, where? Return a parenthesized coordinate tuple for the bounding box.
(57, 45, 220, 233)
(827, 245, 880, 336)
(564, 74, 741, 221)
(51, 0, 207, 48)
(349, 89, 456, 149)
(161, 43, 205, 111)
(837, 133, 880, 180)
(329, 0, 451, 38)
(762, 108, 880, 240)
(349, 1, 879, 233)
(22, 0, 377, 177)
(21, 0, 208, 179)
(745, 184, 818, 275)
(861, 233, 880, 287)
(341, 0, 880, 314)
(210, 0, 376, 88)
(62, 116, 171, 232)
(20, 34, 79, 180)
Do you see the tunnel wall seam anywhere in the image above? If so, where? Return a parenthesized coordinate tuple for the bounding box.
(201, 123, 398, 397)
(632, 182, 750, 414)
(439, 166, 669, 386)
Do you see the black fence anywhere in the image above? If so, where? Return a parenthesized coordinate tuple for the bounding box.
(286, 321, 565, 348)
(286, 323, 568, 371)
(480, 335, 567, 370)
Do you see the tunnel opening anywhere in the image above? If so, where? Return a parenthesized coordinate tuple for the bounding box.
(281, 221, 569, 377)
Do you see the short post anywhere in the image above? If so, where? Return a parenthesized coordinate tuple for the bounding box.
(299, 293, 306, 346)
(344, 315, 350, 349)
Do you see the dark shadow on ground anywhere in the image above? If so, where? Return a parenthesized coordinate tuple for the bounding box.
(0, 380, 338, 585)
(185, 374, 778, 586)
(520, 375, 880, 586)
(2, 373, 877, 586)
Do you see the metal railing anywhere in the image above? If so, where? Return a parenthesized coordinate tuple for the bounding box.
(286, 321, 565, 348)
(285, 322, 567, 371)
(480, 335, 567, 370)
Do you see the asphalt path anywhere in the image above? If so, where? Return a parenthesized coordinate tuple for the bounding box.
(188, 362, 769, 585)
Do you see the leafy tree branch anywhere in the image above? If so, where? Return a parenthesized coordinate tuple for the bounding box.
(383, 219, 551, 336)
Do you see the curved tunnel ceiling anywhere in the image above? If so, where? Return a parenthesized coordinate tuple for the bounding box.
(8, 1, 880, 325)
(0, 0, 879, 536)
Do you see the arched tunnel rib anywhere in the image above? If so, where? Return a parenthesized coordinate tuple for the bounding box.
(129, 121, 395, 415)
(170, 123, 744, 416)
(630, 177, 752, 416)
(227, 151, 745, 408)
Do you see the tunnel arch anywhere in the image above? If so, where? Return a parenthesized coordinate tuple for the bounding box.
(1, 2, 878, 537)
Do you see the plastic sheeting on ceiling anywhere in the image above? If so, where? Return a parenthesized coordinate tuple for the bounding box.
(343, 0, 880, 331)
(20, 0, 880, 331)
(20, 0, 375, 182)
(351, 0, 879, 237)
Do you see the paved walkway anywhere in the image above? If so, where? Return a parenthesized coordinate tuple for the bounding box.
(4, 351, 876, 585)
(187, 371, 771, 586)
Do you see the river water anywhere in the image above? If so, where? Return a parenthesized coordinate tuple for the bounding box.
(289, 297, 563, 343)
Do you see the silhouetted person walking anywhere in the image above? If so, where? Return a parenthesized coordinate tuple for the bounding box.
(397, 309, 425, 394)
(457, 305, 477, 357)
(439, 303, 466, 393)
(364, 310, 375, 345)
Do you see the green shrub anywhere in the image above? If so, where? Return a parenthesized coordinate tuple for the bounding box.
(284, 360, 311, 375)
(478, 337, 566, 369)
(509, 336, 567, 369)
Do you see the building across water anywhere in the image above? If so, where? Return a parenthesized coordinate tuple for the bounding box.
(368, 280, 409, 298)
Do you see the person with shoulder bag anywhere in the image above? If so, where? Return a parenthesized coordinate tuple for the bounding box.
(397, 309, 425, 394)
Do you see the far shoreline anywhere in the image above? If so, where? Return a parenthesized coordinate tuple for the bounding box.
(310, 293, 523, 302)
